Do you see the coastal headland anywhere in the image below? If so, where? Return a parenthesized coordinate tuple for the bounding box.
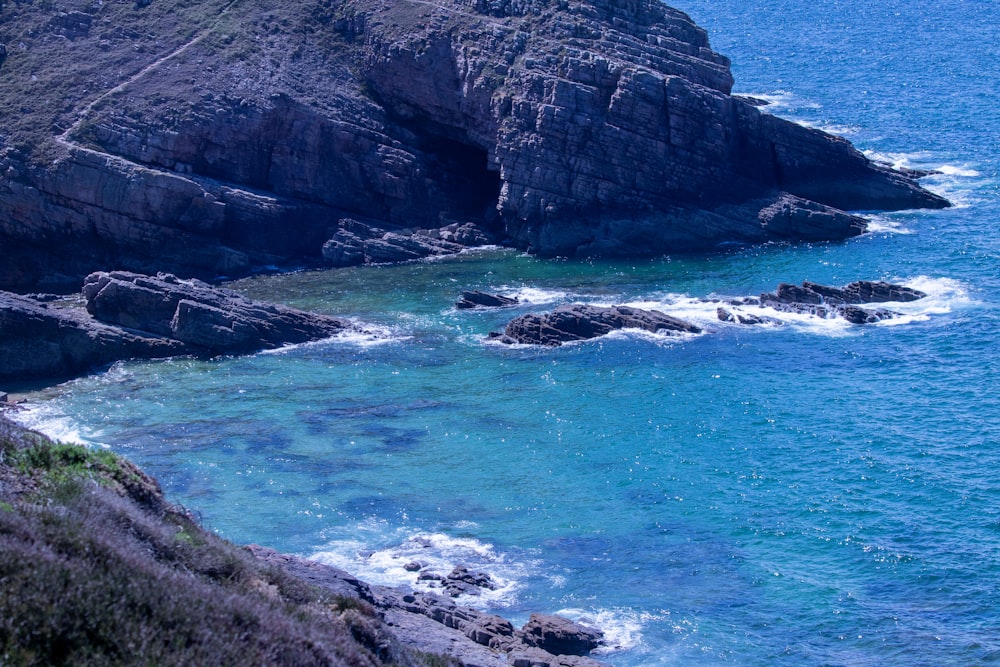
(0, 0, 945, 292)
(0, 0, 950, 664)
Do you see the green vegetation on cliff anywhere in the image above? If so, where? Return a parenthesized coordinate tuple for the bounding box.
(0, 415, 451, 666)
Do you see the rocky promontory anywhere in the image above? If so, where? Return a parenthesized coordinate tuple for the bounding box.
(0, 0, 948, 292)
(0, 271, 361, 384)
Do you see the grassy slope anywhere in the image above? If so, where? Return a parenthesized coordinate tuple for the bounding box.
(0, 415, 454, 667)
(0, 0, 235, 158)
(0, 0, 367, 162)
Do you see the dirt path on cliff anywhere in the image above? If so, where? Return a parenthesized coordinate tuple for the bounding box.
(57, 0, 242, 146)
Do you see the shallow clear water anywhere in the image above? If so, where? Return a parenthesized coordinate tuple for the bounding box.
(14, 1, 1000, 664)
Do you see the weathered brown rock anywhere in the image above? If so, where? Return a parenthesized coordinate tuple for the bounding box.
(0, 0, 947, 291)
(498, 304, 701, 346)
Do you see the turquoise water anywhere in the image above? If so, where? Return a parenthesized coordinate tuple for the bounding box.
(16, 1, 1000, 664)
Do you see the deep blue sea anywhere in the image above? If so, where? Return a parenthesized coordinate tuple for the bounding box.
(14, 1, 1000, 664)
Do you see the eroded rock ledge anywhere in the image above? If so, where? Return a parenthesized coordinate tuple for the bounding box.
(0, 271, 361, 385)
(0, 0, 948, 291)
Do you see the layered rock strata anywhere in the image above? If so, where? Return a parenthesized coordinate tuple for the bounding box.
(0, 0, 947, 291)
(82, 270, 354, 353)
(322, 219, 496, 268)
(0, 271, 359, 384)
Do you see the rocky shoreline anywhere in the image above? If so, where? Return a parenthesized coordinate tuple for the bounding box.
(0, 411, 609, 666)
(0, 270, 364, 385)
(249, 545, 609, 667)
(0, 271, 930, 386)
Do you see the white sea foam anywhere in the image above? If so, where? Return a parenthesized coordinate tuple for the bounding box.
(794, 119, 861, 136)
(863, 150, 986, 207)
(258, 322, 410, 355)
(555, 607, 660, 654)
(482, 275, 969, 347)
(875, 276, 974, 325)
(7, 401, 96, 446)
(643, 277, 969, 336)
(504, 286, 575, 305)
(862, 214, 914, 235)
(310, 528, 531, 607)
(417, 245, 505, 263)
(742, 89, 820, 111)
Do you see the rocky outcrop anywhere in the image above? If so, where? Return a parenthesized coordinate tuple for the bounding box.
(0, 271, 361, 384)
(718, 280, 927, 325)
(248, 545, 609, 667)
(82, 271, 355, 354)
(0, 290, 192, 384)
(495, 304, 701, 346)
(522, 614, 604, 658)
(456, 291, 520, 310)
(322, 219, 496, 268)
(0, 0, 947, 291)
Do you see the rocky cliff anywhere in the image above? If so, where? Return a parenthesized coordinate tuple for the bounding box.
(0, 0, 947, 291)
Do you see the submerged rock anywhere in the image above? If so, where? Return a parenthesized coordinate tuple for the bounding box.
(497, 304, 701, 346)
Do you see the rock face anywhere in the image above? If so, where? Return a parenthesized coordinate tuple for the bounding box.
(0, 290, 192, 384)
(522, 614, 605, 657)
(497, 304, 701, 346)
(0, 272, 359, 384)
(0, 0, 947, 291)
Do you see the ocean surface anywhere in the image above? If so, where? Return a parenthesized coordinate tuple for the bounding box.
(14, 1, 1000, 664)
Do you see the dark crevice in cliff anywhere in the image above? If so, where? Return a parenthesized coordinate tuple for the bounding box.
(390, 110, 503, 226)
(424, 135, 502, 223)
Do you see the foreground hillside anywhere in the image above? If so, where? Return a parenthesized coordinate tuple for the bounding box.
(0, 0, 946, 291)
(0, 414, 450, 666)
